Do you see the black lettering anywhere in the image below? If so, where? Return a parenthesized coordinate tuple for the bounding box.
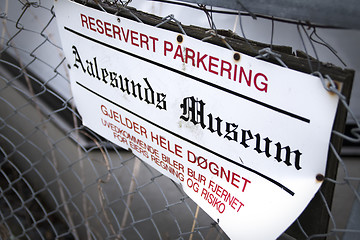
(274, 143, 302, 170)
(110, 72, 118, 88)
(180, 97, 206, 129)
(224, 122, 238, 141)
(156, 93, 167, 110)
(143, 77, 155, 105)
(207, 114, 223, 137)
(131, 80, 143, 100)
(101, 68, 108, 84)
(254, 134, 272, 157)
(93, 57, 100, 80)
(86, 60, 95, 77)
(240, 129, 253, 148)
(119, 76, 130, 95)
(72, 45, 86, 72)
(179, 97, 302, 171)
(71, 47, 167, 111)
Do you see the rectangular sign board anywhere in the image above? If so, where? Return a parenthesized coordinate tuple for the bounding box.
(55, 1, 340, 239)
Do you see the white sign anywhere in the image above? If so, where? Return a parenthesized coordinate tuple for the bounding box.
(55, 0, 339, 239)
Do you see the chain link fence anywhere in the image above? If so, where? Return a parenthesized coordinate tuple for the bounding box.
(0, 0, 359, 239)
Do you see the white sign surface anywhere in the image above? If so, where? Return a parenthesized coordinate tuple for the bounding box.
(55, 0, 339, 239)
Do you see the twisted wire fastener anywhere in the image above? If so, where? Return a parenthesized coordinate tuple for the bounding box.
(255, 47, 287, 68)
(155, 14, 186, 35)
(201, 30, 233, 51)
(313, 71, 360, 143)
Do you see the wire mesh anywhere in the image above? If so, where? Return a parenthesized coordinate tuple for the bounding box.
(0, 0, 359, 239)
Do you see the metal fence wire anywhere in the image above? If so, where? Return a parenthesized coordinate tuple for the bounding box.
(0, 0, 360, 239)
